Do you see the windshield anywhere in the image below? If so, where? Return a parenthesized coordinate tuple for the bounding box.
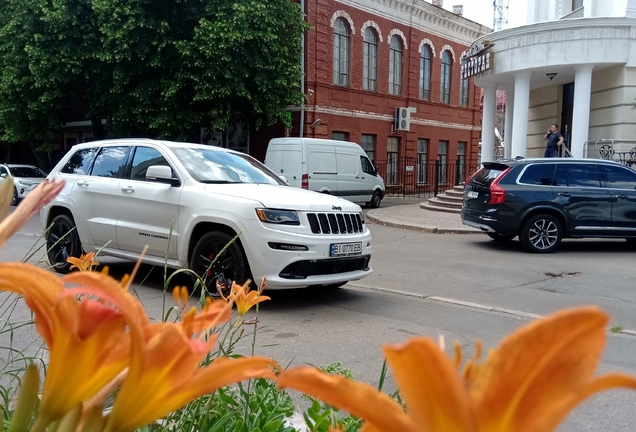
(9, 166, 47, 178)
(172, 147, 286, 185)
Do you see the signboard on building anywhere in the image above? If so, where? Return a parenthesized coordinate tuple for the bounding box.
(461, 40, 495, 79)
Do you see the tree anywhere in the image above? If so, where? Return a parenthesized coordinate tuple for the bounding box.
(0, 0, 308, 147)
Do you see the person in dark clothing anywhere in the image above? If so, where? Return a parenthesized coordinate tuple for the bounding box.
(543, 124, 564, 157)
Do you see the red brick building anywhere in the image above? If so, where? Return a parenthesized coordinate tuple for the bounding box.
(270, 0, 491, 190)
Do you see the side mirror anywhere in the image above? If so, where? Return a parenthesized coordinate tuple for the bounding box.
(0, 173, 5, 178)
(146, 165, 179, 186)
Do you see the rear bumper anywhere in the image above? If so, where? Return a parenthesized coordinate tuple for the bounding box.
(461, 209, 519, 237)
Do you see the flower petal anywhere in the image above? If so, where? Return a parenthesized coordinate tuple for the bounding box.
(278, 366, 417, 432)
(471, 306, 615, 432)
(383, 337, 474, 432)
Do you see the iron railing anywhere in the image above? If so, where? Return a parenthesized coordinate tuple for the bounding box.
(374, 157, 476, 197)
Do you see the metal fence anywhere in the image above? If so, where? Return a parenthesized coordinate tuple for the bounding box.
(374, 157, 475, 197)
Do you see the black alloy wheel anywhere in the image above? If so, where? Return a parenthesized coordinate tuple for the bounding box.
(520, 214, 563, 253)
(368, 190, 382, 208)
(189, 231, 249, 297)
(487, 233, 515, 242)
(46, 214, 82, 273)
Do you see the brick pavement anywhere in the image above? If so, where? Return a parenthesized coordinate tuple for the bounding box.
(366, 202, 481, 234)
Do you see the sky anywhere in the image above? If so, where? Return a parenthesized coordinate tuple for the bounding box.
(442, 0, 528, 30)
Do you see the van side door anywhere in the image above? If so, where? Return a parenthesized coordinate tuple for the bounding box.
(335, 150, 363, 203)
(307, 141, 337, 194)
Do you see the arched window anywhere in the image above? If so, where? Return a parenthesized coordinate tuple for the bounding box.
(460, 76, 469, 107)
(389, 36, 403, 95)
(419, 45, 432, 100)
(333, 18, 350, 86)
(440, 50, 452, 104)
(363, 28, 378, 91)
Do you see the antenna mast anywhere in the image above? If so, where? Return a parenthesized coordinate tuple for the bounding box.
(493, 0, 509, 31)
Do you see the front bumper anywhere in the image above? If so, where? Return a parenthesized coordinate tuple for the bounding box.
(242, 220, 373, 290)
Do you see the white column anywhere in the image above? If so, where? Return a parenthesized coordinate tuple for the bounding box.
(481, 84, 497, 163)
(503, 89, 514, 158)
(571, 65, 594, 158)
(627, 0, 636, 18)
(583, 0, 593, 17)
(511, 72, 531, 159)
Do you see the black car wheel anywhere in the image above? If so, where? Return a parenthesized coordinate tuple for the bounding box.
(367, 190, 382, 208)
(46, 214, 82, 273)
(11, 187, 19, 206)
(487, 233, 515, 242)
(189, 231, 249, 296)
(520, 214, 562, 253)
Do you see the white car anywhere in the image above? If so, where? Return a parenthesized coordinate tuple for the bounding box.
(0, 164, 48, 206)
(41, 139, 372, 291)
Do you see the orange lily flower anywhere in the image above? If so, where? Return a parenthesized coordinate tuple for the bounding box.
(67, 251, 100, 272)
(223, 278, 271, 316)
(100, 297, 279, 432)
(278, 307, 636, 432)
(0, 265, 131, 428)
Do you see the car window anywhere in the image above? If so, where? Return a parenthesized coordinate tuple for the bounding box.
(129, 147, 173, 181)
(599, 164, 636, 189)
(90, 146, 130, 178)
(9, 166, 47, 178)
(471, 167, 505, 186)
(0, 166, 8, 176)
(518, 164, 556, 186)
(173, 147, 286, 185)
(554, 164, 602, 188)
(61, 148, 98, 175)
(360, 156, 375, 175)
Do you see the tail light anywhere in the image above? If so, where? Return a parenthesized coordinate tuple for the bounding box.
(301, 173, 309, 190)
(487, 168, 510, 205)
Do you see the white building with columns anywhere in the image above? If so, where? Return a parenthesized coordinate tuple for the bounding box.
(471, 0, 636, 162)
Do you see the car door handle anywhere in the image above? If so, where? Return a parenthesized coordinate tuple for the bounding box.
(361, 176, 366, 179)
(76, 180, 89, 187)
(121, 186, 135, 193)
(558, 192, 571, 197)
(355, 176, 360, 179)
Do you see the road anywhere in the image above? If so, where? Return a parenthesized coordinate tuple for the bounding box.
(3, 205, 636, 431)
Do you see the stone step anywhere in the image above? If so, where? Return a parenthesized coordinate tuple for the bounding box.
(436, 194, 464, 204)
(453, 185, 465, 192)
(425, 197, 463, 210)
(420, 201, 462, 214)
(445, 189, 465, 198)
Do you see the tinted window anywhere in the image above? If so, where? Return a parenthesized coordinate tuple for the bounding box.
(554, 164, 602, 188)
(0, 166, 8, 176)
(61, 148, 98, 175)
(129, 147, 172, 181)
(471, 167, 505, 186)
(360, 156, 375, 175)
(519, 164, 556, 186)
(599, 164, 636, 189)
(90, 146, 130, 178)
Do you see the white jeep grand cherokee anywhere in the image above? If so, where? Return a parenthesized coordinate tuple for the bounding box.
(41, 139, 372, 290)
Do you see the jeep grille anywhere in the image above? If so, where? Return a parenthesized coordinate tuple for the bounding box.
(307, 213, 363, 234)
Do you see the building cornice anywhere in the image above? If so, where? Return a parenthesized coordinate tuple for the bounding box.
(335, 0, 491, 45)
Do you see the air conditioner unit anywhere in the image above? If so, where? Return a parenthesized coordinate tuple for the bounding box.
(395, 107, 411, 131)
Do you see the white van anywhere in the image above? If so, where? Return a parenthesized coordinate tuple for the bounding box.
(265, 138, 385, 208)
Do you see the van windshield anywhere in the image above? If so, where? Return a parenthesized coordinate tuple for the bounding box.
(173, 147, 287, 185)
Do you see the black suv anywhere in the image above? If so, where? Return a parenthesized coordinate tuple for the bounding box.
(461, 158, 636, 253)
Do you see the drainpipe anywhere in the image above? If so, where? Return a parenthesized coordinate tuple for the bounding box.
(299, 0, 305, 138)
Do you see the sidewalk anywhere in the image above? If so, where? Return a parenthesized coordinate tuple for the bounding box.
(366, 199, 480, 234)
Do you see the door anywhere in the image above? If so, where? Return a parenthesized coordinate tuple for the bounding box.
(116, 146, 181, 259)
(560, 83, 574, 154)
(69, 146, 130, 248)
(598, 164, 636, 231)
(307, 141, 338, 193)
(335, 151, 363, 202)
(552, 163, 612, 234)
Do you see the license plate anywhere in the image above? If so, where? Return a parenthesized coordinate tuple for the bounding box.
(330, 242, 362, 257)
(466, 190, 478, 199)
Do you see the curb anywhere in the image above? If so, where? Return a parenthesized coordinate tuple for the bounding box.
(366, 212, 482, 234)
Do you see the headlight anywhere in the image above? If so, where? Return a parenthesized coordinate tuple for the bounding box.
(256, 209, 300, 225)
